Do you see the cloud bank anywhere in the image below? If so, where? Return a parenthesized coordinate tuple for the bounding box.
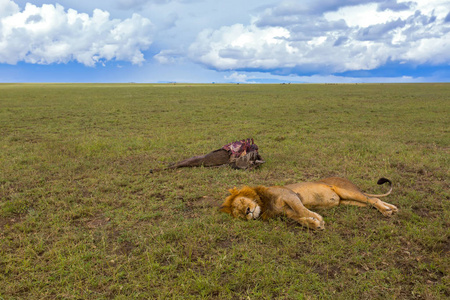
(183, 0, 450, 75)
(0, 0, 449, 82)
(0, 0, 153, 66)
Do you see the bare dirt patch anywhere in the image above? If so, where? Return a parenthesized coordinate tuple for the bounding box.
(86, 216, 111, 229)
(0, 214, 26, 230)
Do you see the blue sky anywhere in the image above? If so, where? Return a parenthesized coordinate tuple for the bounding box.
(1, 0, 449, 83)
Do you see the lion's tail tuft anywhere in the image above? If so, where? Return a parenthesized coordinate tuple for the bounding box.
(364, 177, 393, 198)
(377, 177, 392, 185)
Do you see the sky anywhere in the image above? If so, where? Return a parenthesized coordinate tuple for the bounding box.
(0, 0, 449, 83)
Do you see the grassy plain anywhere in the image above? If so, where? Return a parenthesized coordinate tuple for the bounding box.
(0, 83, 449, 299)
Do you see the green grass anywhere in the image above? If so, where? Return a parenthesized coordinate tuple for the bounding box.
(0, 83, 449, 299)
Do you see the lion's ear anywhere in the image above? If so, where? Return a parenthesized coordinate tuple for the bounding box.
(221, 187, 239, 215)
(219, 205, 232, 214)
(228, 187, 239, 195)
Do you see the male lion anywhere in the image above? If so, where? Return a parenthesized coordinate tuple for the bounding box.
(220, 177, 398, 230)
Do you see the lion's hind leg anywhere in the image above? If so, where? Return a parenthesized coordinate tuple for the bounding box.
(331, 186, 397, 216)
(339, 200, 367, 207)
(339, 198, 398, 216)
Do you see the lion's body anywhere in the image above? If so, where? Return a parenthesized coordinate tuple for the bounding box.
(220, 177, 398, 230)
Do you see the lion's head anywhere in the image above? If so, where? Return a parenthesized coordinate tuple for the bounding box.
(220, 186, 262, 220)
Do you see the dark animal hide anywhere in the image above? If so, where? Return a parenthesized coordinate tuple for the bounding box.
(151, 138, 264, 172)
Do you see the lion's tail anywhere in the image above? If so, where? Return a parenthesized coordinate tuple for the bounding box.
(363, 178, 393, 198)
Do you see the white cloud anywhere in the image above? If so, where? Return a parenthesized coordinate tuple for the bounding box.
(220, 70, 435, 84)
(324, 3, 411, 27)
(188, 23, 291, 70)
(0, 0, 19, 18)
(154, 49, 185, 64)
(0, 0, 153, 66)
(412, 0, 450, 17)
(185, 0, 450, 74)
(400, 36, 450, 64)
(188, 20, 392, 73)
(224, 72, 250, 83)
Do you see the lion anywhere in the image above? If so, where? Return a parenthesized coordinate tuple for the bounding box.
(220, 177, 398, 230)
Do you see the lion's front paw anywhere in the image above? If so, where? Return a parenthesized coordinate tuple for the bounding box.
(317, 220, 325, 231)
(306, 217, 325, 230)
(381, 209, 393, 217)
